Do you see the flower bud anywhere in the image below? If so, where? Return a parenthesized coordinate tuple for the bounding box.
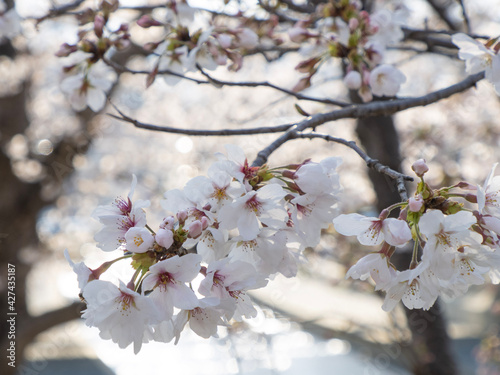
(236, 28, 259, 49)
(177, 210, 188, 224)
(94, 14, 105, 38)
(289, 26, 309, 43)
(412, 159, 429, 177)
(408, 194, 424, 212)
(217, 33, 232, 49)
(187, 220, 203, 239)
(160, 216, 175, 230)
(343, 70, 362, 90)
(137, 15, 162, 28)
(348, 18, 359, 31)
(156, 228, 174, 248)
(201, 216, 210, 230)
(55, 43, 78, 57)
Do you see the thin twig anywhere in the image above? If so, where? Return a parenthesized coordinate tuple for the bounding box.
(35, 0, 85, 23)
(197, 66, 349, 107)
(292, 132, 413, 199)
(108, 102, 297, 136)
(457, 0, 471, 34)
(426, 0, 461, 31)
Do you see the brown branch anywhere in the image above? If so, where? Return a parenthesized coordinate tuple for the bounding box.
(108, 102, 296, 136)
(293, 132, 412, 200)
(457, 0, 471, 33)
(35, 0, 86, 23)
(197, 66, 349, 107)
(426, 0, 462, 32)
(278, 0, 315, 14)
(252, 72, 484, 167)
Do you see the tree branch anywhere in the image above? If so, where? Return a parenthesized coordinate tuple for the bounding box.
(108, 102, 296, 136)
(197, 66, 349, 107)
(252, 72, 484, 166)
(292, 132, 414, 195)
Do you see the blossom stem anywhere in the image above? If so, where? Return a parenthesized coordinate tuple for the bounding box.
(410, 239, 419, 268)
(146, 224, 156, 235)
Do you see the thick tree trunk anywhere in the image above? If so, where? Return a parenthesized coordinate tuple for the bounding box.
(355, 111, 458, 375)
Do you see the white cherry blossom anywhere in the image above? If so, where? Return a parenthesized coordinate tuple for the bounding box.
(333, 213, 412, 247)
(382, 263, 438, 312)
(452, 33, 500, 91)
(125, 227, 155, 253)
(82, 280, 161, 354)
(60, 60, 116, 112)
(369, 64, 406, 97)
(93, 175, 150, 252)
(64, 249, 93, 290)
(218, 183, 287, 240)
(142, 254, 202, 320)
(345, 253, 397, 291)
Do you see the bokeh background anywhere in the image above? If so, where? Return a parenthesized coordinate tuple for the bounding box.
(1, 0, 500, 374)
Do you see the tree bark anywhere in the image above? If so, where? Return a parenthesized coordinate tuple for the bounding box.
(355, 108, 458, 375)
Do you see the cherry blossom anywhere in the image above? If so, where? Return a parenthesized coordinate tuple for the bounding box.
(382, 263, 438, 311)
(369, 64, 406, 97)
(64, 249, 93, 290)
(93, 175, 149, 252)
(452, 33, 500, 91)
(60, 60, 116, 112)
(142, 254, 202, 320)
(333, 213, 412, 247)
(345, 253, 397, 291)
(82, 280, 161, 354)
(124, 227, 155, 253)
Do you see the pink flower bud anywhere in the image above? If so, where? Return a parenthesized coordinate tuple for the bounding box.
(94, 14, 105, 38)
(288, 26, 308, 43)
(237, 28, 259, 49)
(177, 210, 188, 224)
(55, 43, 78, 57)
(412, 159, 429, 177)
(156, 228, 174, 248)
(343, 70, 362, 90)
(201, 216, 209, 230)
(217, 33, 232, 49)
(349, 18, 359, 31)
(137, 15, 162, 28)
(408, 194, 424, 212)
(187, 220, 203, 239)
(160, 216, 175, 230)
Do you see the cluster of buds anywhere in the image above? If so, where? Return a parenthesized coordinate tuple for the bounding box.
(137, 1, 266, 86)
(335, 159, 500, 311)
(290, 0, 406, 100)
(67, 145, 342, 353)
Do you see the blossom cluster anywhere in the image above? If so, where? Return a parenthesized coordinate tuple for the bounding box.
(289, 1, 407, 100)
(334, 159, 500, 311)
(67, 145, 342, 353)
(452, 33, 500, 95)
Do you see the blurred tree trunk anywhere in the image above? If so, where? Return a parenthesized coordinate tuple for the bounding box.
(0, 37, 145, 375)
(0, 52, 87, 375)
(354, 103, 458, 375)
